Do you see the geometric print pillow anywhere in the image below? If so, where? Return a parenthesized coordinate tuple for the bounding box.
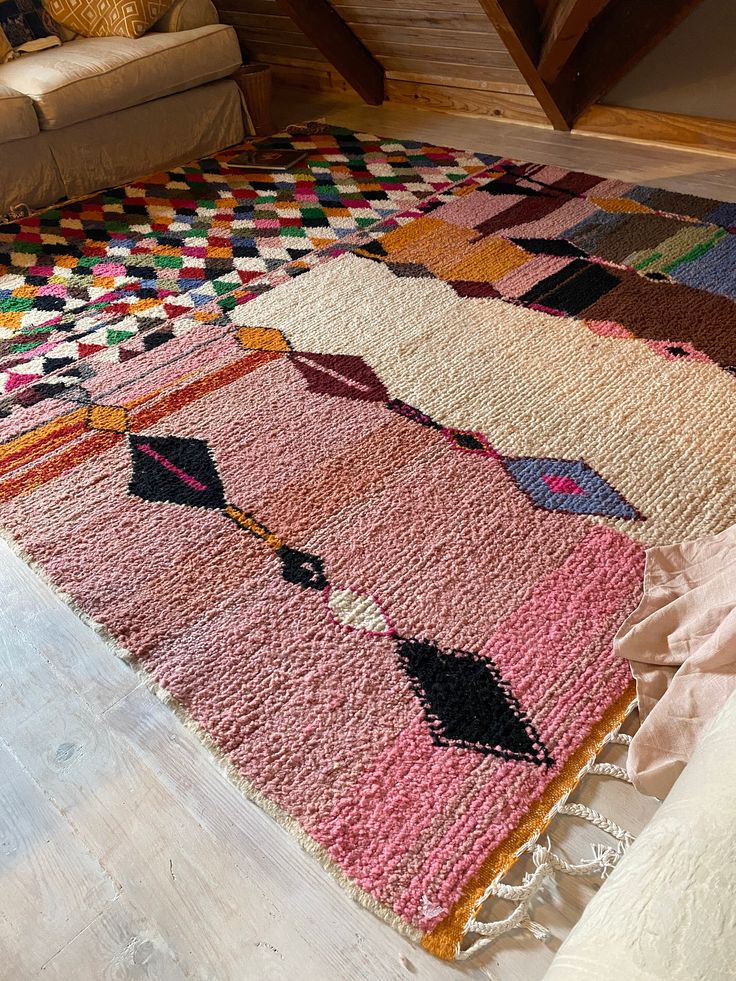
(0, 26, 11, 60)
(43, 0, 173, 38)
(0, 0, 59, 47)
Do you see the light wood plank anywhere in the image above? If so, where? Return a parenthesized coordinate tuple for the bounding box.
(40, 902, 189, 981)
(266, 61, 534, 101)
(240, 40, 330, 64)
(332, 7, 499, 30)
(341, 24, 512, 51)
(381, 56, 532, 79)
(5, 688, 399, 981)
(333, 0, 491, 10)
(0, 743, 118, 978)
(0, 550, 139, 719)
(384, 70, 532, 96)
(371, 48, 521, 71)
(229, 13, 510, 50)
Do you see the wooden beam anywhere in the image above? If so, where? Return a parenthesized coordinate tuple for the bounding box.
(558, 0, 707, 123)
(479, 0, 706, 129)
(476, 0, 571, 130)
(576, 104, 736, 157)
(538, 0, 610, 82)
(272, 0, 384, 105)
(385, 78, 550, 126)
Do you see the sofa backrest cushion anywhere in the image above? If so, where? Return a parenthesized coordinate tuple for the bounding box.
(44, 0, 174, 39)
(152, 0, 218, 33)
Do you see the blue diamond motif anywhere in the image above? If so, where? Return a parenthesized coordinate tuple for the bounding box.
(503, 456, 640, 520)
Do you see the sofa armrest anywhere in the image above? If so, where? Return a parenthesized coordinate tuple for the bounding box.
(152, 0, 219, 32)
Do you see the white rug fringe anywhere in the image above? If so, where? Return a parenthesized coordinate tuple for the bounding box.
(457, 701, 637, 960)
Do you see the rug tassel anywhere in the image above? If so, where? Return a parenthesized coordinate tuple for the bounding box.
(459, 838, 625, 957)
(556, 802, 634, 844)
(587, 761, 631, 782)
(457, 704, 636, 960)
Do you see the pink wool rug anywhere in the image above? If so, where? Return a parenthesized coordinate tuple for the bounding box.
(1, 143, 734, 959)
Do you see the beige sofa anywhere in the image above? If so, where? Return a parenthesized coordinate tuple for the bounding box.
(0, 0, 247, 220)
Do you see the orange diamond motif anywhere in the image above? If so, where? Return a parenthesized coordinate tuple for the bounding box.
(87, 405, 129, 433)
(237, 327, 290, 352)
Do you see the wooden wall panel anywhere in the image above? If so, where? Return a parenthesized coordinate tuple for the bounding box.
(216, 0, 533, 90)
(213, 0, 328, 66)
(333, 1, 532, 94)
(214, 0, 543, 124)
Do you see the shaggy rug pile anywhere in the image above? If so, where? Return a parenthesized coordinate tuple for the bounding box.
(0, 134, 734, 959)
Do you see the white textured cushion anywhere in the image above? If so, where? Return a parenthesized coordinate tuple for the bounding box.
(543, 689, 736, 981)
(0, 24, 241, 131)
(0, 82, 39, 142)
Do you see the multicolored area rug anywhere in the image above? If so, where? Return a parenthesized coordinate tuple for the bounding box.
(0, 129, 494, 397)
(1, 141, 734, 960)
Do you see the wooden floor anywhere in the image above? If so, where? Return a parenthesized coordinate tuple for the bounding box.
(274, 87, 736, 202)
(3, 94, 734, 981)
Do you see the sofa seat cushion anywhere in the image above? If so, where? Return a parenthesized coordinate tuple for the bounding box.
(0, 82, 39, 141)
(0, 24, 241, 130)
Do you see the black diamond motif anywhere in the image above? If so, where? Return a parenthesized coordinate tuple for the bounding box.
(42, 356, 75, 373)
(452, 432, 485, 451)
(354, 239, 388, 259)
(128, 434, 227, 509)
(143, 330, 174, 352)
(666, 345, 689, 357)
(397, 638, 552, 764)
(277, 546, 329, 591)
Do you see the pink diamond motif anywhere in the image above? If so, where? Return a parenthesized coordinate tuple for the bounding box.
(542, 474, 585, 495)
(646, 339, 712, 364)
(4, 372, 40, 392)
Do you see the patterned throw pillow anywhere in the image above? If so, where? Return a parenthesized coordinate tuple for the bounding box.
(0, 0, 59, 48)
(0, 26, 12, 61)
(43, 0, 174, 39)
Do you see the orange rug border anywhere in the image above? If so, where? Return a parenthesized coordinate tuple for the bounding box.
(423, 683, 635, 959)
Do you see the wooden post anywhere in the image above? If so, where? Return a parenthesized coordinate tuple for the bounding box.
(476, 0, 571, 130)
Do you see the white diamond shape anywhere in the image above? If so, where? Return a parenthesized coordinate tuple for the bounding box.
(325, 586, 392, 635)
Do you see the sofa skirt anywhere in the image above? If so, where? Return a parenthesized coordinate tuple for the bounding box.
(1, 78, 245, 218)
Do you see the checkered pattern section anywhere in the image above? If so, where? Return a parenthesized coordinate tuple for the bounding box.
(0, 129, 495, 394)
